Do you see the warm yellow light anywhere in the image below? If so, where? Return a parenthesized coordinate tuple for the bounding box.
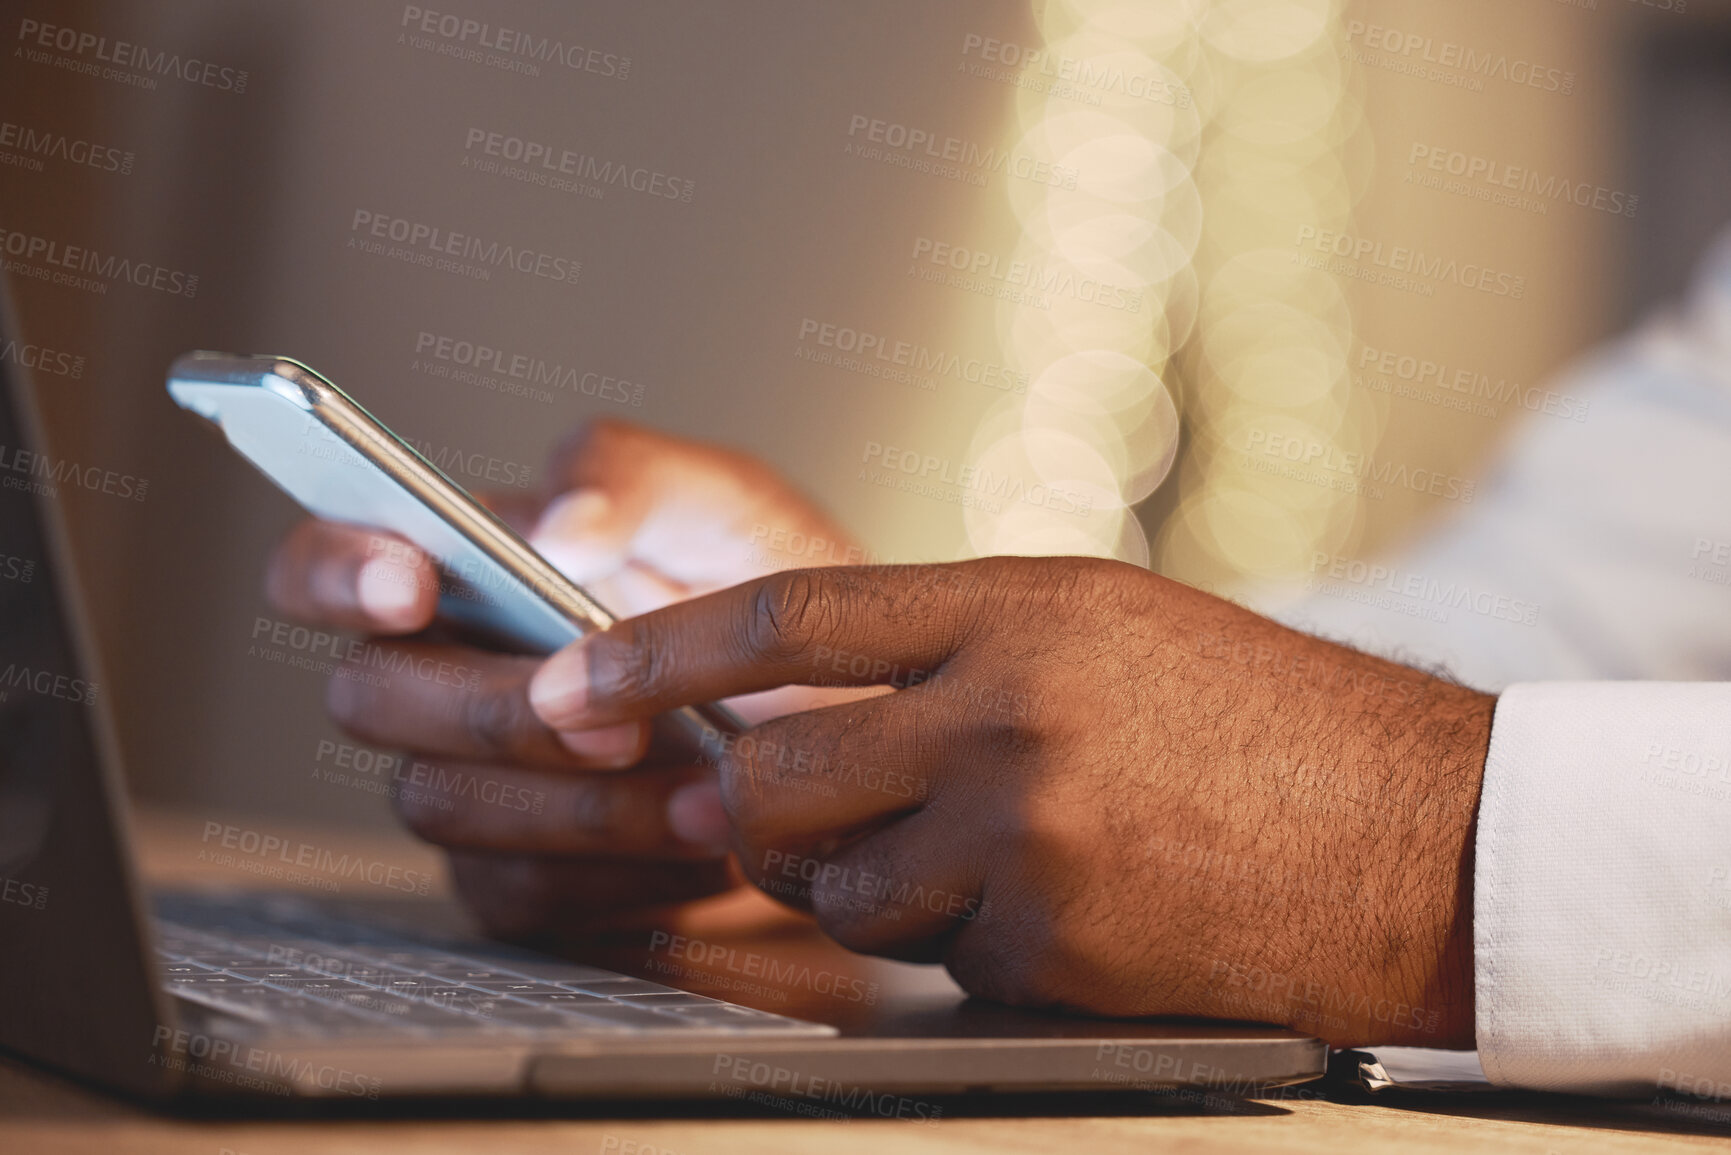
(1201, 0, 1332, 64)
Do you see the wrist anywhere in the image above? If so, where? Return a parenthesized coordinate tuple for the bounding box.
(1336, 677, 1492, 1048)
(1402, 682, 1494, 1048)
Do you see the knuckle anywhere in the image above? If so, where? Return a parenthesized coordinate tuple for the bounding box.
(460, 682, 537, 758)
(742, 570, 832, 662)
(546, 779, 619, 835)
(588, 624, 668, 708)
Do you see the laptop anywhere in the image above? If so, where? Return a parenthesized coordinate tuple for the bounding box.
(0, 294, 1326, 1106)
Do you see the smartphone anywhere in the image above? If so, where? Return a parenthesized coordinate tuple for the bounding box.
(166, 351, 744, 750)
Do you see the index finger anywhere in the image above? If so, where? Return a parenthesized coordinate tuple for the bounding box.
(527, 563, 987, 732)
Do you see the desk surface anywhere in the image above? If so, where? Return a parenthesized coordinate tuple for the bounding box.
(2, 809, 1728, 1154)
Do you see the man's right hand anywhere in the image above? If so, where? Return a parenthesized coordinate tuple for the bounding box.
(263, 418, 866, 937)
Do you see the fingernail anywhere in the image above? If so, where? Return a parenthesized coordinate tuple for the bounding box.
(667, 780, 730, 854)
(556, 722, 640, 768)
(529, 643, 589, 729)
(356, 558, 423, 629)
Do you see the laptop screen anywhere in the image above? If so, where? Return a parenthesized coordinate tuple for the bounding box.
(0, 317, 171, 1096)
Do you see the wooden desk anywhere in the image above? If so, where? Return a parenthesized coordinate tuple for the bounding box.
(2, 809, 1727, 1154)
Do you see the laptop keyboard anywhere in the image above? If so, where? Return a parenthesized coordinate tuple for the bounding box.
(152, 893, 832, 1039)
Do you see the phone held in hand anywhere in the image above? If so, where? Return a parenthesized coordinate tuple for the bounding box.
(166, 351, 744, 752)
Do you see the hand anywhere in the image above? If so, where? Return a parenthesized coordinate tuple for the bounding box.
(264, 418, 865, 935)
(525, 557, 1494, 1046)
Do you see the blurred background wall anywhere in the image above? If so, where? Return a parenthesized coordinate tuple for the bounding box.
(0, 0, 1722, 828)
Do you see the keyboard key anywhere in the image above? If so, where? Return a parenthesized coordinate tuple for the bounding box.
(222, 967, 315, 981)
(658, 1004, 800, 1024)
(498, 991, 613, 1009)
(606, 992, 725, 1006)
(415, 966, 533, 982)
(462, 959, 633, 984)
(557, 978, 678, 996)
(458, 981, 549, 995)
(560, 1004, 691, 1029)
(455, 1004, 572, 1030)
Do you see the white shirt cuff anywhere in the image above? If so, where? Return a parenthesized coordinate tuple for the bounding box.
(1475, 682, 1731, 1095)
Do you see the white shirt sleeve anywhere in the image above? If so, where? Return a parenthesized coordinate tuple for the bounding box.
(1476, 682, 1731, 1096)
(1269, 232, 1731, 692)
(1255, 234, 1731, 1093)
